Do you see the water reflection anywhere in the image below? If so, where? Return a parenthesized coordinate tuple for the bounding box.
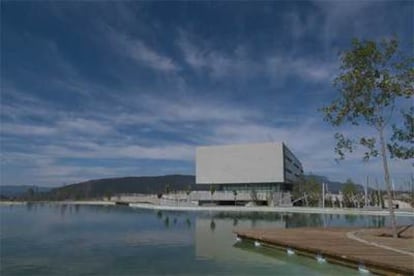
(194, 215, 286, 264)
(345, 214, 357, 224)
(157, 210, 163, 219)
(210, 220, 216, 232)
(164, 216, 170, 228)
(1, 204, 408, 276)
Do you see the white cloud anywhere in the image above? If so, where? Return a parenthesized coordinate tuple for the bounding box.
(106, 26, 178, 72)
(1, 123, 57, 136)
(59, 118, 113, 136)
(177, 31, 255, 80)
(265, 55, 336, 82)
(177, 30, 335, 83)
(117, 144, 193, 160)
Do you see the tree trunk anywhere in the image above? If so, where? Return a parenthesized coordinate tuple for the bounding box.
(379, 127, 398, 238)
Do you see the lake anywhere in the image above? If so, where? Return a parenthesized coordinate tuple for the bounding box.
(1, 204, 410, 275)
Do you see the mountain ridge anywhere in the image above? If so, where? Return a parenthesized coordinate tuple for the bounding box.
(1, 174, 367, 200)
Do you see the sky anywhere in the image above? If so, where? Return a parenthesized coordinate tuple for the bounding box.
(1, 1, 413, 188)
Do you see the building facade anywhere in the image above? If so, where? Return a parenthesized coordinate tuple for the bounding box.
(196, 142, 303, 193)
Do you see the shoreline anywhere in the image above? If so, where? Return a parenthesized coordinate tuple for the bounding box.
(128, 202, 414, 216)
(2, 200, 413, 217)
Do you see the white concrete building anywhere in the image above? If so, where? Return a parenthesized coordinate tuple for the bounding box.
(196, 143, 303, 193)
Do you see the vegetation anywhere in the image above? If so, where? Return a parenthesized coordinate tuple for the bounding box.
(233, 190, 238, 206)
(320, 37, 413, 238)
(104, 190, 113, 201)
(389, 107, 413, 159)
(292, 176, 322, 207)
(186, 185, 192, 196)
(210, 185, 216, 197)
(164, 184, 171, 195)
(341, 179, 358, 208)
(250, 189, 258, 203)
(17, 175, 197, 201)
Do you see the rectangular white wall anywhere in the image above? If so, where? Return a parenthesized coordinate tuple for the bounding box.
(196, 143, 285, 184)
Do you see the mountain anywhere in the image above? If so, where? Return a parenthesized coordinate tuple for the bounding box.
(304, 174, 365, 194)
(5, 174, 367, 201)
(0, 185, 52, 198)
(46, 174, 198, 200)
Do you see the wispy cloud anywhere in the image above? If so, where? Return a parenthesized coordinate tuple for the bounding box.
(265, 55, 336, 83)
(177, 30, 336, 83)
(1, 123, 56, 136)
(105, 25, 179, 72)
(177, 32, 252, 79)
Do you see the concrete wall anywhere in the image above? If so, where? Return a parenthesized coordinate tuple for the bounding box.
(196, 143, 285, 185)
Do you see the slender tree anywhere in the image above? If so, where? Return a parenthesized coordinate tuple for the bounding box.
(250, 189, 258, 204)
(233, 190, 238, 206)
(27, 187, 35, 199)
(321, 38, 413, 238)
(342, 179, 357, 208)
(165, 184, 170, 195)
(186, 185, 192, 203)
(210, 184, 216, 202)
(292, 177, 321, 206)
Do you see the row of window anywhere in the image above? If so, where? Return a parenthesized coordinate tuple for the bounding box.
(286, 168, 302, 178)
(285, 155, 302, 169)
(285, 163, 302, 172)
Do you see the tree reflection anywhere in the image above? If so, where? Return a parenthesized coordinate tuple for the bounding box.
(164, 216, 170, 228)
(210, 220, 216, 232)
(286, 213, 322, 228)
(371, 216, 385, 228)
(157, 210, 163, 219)
(26, 202, 34, 212)
(186, 218, 191, 228)
(60, 204, 67, 217)
(344, 214, 357, 224)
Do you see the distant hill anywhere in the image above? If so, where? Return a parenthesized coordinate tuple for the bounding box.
(0, 185, 51, 198)
(304, 174, 365, 194)
(4, 174, 368, 201)
(46, 174, 198, 200)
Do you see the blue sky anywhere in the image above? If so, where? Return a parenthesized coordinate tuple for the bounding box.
(1, 1, 413, 188)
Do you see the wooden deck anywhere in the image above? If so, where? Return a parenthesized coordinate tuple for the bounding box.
(234, 227, 414, 275)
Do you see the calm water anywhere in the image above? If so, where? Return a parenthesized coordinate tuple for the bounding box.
(1, 204, 411, 275)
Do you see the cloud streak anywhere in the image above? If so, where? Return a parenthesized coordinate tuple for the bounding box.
(105, 25, 179, 72)
(177, 30, 336, 83)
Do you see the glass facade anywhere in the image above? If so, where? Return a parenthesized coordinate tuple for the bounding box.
(218, 183, 288, 192)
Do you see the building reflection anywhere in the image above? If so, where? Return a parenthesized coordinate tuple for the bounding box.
(194, 213, 286, 263)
